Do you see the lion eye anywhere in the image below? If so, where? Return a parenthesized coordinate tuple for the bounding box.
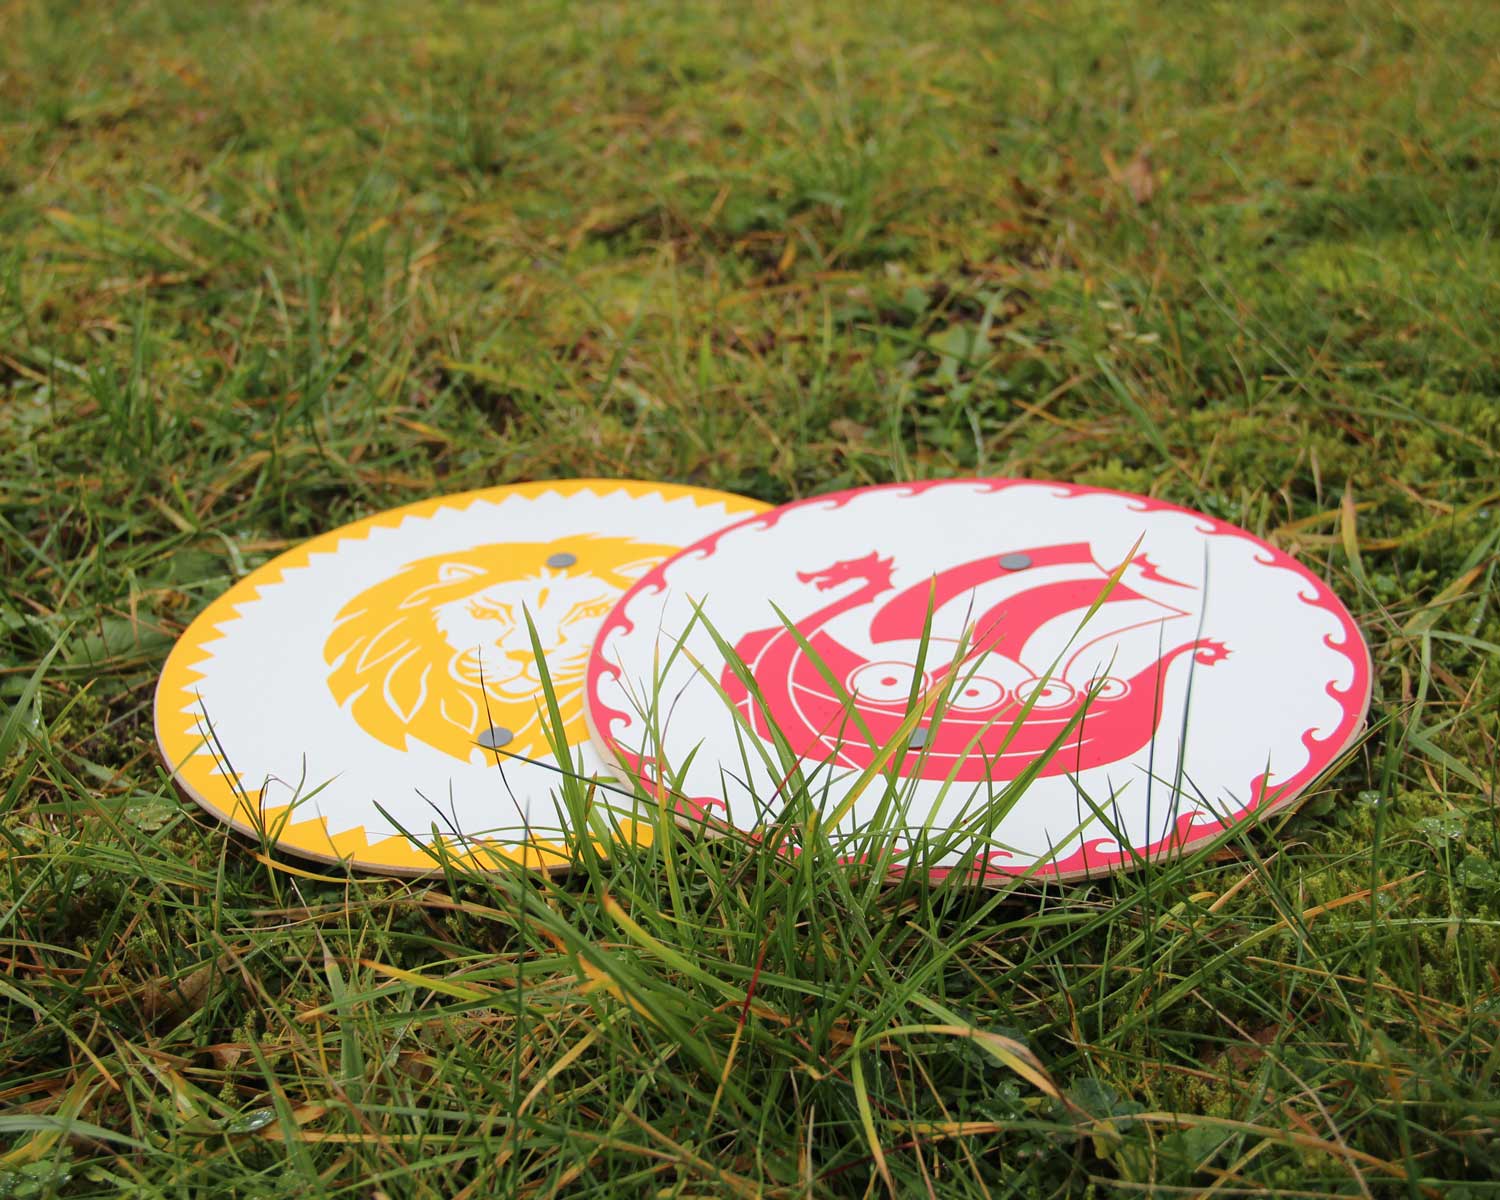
(469, 601, 514, 625)
(562, 598, 615, 626)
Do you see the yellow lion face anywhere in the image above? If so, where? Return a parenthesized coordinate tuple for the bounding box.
(322, 535, 674, 764)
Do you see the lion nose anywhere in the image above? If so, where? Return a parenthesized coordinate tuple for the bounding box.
(522, 646, 567, 674)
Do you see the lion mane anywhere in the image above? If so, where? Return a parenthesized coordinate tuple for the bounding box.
(323, 535, 673, 764)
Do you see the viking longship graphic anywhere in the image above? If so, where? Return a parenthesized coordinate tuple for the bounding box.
(721, 543, 1230, 783)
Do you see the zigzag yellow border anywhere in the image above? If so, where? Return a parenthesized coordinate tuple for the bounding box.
(153, 479, 769, 876)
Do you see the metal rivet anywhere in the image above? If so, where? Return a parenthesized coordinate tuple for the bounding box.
(478, 726, 514, 749)
(998, 552, 1032, 571)
(909, 727, 929, 749)
(546, 552, 577, 569)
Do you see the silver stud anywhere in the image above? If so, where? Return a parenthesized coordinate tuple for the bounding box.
(909, 727, 929, 749)
(478, 726, 514, 749)
(546, 552, 577, 569)
(998, 552, 1032, 570)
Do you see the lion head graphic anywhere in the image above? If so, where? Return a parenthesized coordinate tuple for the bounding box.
(323, 535, 675, 764)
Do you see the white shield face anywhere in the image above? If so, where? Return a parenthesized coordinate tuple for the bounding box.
(585, 480, 1371, 880)
(155, 480, 767, 874)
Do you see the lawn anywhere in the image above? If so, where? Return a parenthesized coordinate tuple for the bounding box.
(2, 0, 1498, 1194)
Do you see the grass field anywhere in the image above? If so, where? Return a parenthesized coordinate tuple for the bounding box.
(3, 0, 1499, 1194)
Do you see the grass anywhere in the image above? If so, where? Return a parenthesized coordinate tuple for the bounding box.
(1, 0, 1499, 1193)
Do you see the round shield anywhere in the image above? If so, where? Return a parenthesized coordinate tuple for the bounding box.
(155, 479, 768, 874)
(585, 479, 1372, 881)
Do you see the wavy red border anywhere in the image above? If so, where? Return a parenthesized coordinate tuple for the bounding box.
(583, 479, 1373, 883)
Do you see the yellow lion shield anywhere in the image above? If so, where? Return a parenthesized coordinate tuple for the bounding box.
(323, 535, 673, 763)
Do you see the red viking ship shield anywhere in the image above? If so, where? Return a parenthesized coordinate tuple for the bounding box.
(585, 478, 1372, 881)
